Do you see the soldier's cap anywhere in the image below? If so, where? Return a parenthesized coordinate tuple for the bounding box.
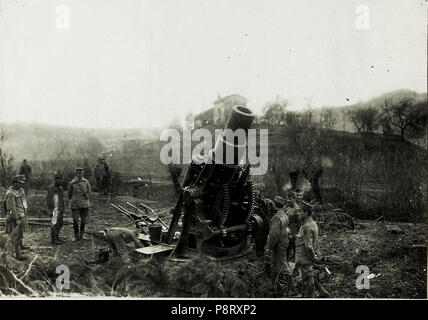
(75, 166, 84, 173)
(12, 174, 26, 184)
(273, 195, 285, 207)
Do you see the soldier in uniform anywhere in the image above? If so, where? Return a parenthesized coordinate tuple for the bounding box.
(294, 201, 330, 298)
(285, 197, 301, 261)
(264, 195, 296, 295)
(168, 163, 182, 194)
(4, 175, 28, 260)
(47, 171, 65, 245)
(94, 157, 110, 194)
(103, 227, 142, 257)
(68, 167, 91, 241)
(19, 159, 32, 192)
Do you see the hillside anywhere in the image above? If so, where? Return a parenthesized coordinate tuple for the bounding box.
(0, 122, 160, 162)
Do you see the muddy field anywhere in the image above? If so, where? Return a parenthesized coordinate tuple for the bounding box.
(0, 186, 426, 299)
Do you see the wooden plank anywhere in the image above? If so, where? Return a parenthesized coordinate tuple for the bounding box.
(134, 244, 174, 255)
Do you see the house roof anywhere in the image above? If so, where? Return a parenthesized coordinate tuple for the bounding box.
(213, 94, 248, 104)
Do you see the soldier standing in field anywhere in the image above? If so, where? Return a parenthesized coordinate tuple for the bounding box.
(294, 201, 330, 298)
(94, 157, 110, 194)
(4, 175, 28, 260)
(47, 171, 65, 245)
(68, 167, 91, 241)
(18, 159, 32, 192)
(264, 195, 297, 296)
(285, 196, 301, 261)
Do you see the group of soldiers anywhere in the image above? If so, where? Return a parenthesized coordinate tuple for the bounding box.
(2, 156, 113, 258)
(263, 194, 330, 298)
(3, 158, 329, 298)
(3, 166, 91, 260)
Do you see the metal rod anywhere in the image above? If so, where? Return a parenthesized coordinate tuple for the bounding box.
(125, 202, 151, 224)
(139, 202, 155, 214)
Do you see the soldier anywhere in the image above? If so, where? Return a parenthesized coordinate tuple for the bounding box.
(264, 195, 296, 296)
(68, 166, 91, 241)
(4, 175, 28, 260)
(294, 201, 330, 298)
(94, 157, 110, 194)
(102, 227, 143, 263)
(18, 159, 32, 192)
(285, 197, 301, 261)
(47, 171, 65, 245)
(168, 163, 182, 193)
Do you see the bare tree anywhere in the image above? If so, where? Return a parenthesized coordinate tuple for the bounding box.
(382, 93, 424, 141)
(347, 105, 380, 135)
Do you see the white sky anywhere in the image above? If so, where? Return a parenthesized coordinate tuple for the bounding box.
(0, 0, 426, 129)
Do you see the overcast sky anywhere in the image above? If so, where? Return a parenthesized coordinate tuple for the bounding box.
(0, 0, 426, 129)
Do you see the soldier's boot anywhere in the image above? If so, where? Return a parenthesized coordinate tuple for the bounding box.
(14, 245, 27, 261)
(73, 221, 80, 241)
(19, 238, 30, 250)
(315, 278, 330, 298)
(304, 280, 315, 298)
(79, 223, 88, 240)
(285, 275, 298, 297)
(51, 228, 61, 245)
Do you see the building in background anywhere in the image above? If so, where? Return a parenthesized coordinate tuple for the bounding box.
(195, 94, 248, 128)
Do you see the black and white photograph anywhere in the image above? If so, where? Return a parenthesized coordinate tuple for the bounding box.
(0, 0, 426, 304)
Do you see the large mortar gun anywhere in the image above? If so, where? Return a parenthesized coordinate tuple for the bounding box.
(166, 105, 266, 260)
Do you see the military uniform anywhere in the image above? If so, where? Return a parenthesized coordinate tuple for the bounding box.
(295, 216, 318, 297)
(105, 227, 142, 262)
(264, 208, 291, 278)
(94, 159, 110, 194)
(19, 160, 32, 192)
(68, 173, 91, 240)
(168, 163, 182, 193)
(286, 205, 301, 260)
(47, 181, 65, 244)
(4, 177, 27, 259)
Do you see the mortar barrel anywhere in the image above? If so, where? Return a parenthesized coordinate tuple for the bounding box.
(224, 105, 255, 132)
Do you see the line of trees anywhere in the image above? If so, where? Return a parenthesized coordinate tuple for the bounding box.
(346, 90, 427, 141)
(260, 89, 427, 143)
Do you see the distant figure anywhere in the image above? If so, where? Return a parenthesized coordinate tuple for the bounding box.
(47, 171, 65, 245)
(94, 157, 110, 194)
(19, 159, 32, 192)
(4, 175, 28, 260)
(168, 163, 182, 193)
(82, 158, 93, 181)
(68, 167, 91, 241)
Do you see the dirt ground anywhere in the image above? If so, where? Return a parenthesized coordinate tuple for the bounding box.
(0, 187, 426, 299)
